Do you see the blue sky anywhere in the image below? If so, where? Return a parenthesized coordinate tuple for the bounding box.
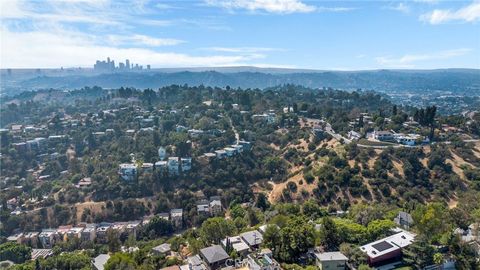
(1, 0, 479, 69)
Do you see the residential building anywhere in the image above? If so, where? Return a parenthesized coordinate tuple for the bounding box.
(24, 232, 40, 248)
(7, 233, 24, 244)
(224, 147, 236, 157)
(370, 130, 394, 142)
(181, 157, 192, 172)
(39, 229, 56, 248)
(184, 255, 207, 270)
(170, 209, 183, 228)
(200, 245, 230, 270)
(315, 251, 348, 270)
(221, 236, 249, 257)
(348, 130, 361, 140)
(241, 230, 263, 249)
(360, 230, 416, 266)
(247, 249, 280, 270)
(214, 150, 227, 159)
(118, 163, 137, 181)
(209, 197, 222, 216)
(168, 157, 180, 175)
(152, 243, 172, 255)
(197, 200, 210, 216)
(155, 161, 168, 172)
(66, 227, 84, 240)
(81, 225, 96, 242)
(31, 249, 53, 260)
(96, 223, 112, 243)
(141, 162, 154, 172)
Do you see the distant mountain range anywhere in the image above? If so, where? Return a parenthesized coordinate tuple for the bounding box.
(1, 67, 479, 96)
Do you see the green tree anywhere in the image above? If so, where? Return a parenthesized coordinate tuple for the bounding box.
(105, 253, 136, 270)
(0, 242, 31, 264)
(320, 217, 340, 251)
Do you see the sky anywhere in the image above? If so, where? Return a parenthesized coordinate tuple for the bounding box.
(0, 0, 479, 70)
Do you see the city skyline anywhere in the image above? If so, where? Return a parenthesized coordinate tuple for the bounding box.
(1, 0, 479, 70)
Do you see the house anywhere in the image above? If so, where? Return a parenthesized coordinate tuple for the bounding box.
(66, 227, 84, 240)
(360, 230, 416, 266)
(39, 229, 56, 248)
(24, 232, 40, 248)
(92, 254, 110, 270)
(224, 147, 236, 157)
(200, 245, 230, 270)
(221, 236, 250, 257)
(315, 251, 348, 270)
(7, 233, 24, 244)
(118, 163, 137, 181)
(152, 243, 172, 255)
(214, 150, 227, 159)
(168, 157, 180, 175)
(238, 140, 252, 151)
(209, 197, 222, 216)
(370, 130, 394, 142)
(81, 225, 96, 242)
(247, 249, 280, 270)
(394, 211, 413, 230)
(170, 209, 183, 228)
(141, 162, 154, 172)
(158, 147, 167, 160)
(96, 223, 112, 243)
(454, 223, 479, 256)
(77, 177, 92, 188)
(348, 130, 361, 140)
(155, 161, 168, 172)
(56, 225, 73, 241)
(31, 249, 53, 260)
(241, 230, 263, 249)
(161, 266, 181, 270)
(181, 157, 192, 172)
(197, 200, 210, 216)
(184, 255, 207, 270)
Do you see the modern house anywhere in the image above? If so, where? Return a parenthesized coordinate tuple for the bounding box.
(200, 245, 230, 270)
(209, 196, 222, 216)
(360, 230, 416, 266)
(221, 236, 250, 257)
(241, 230, 263, 250)
(181, 157, 192, 172)
(315, 251, 348, 270)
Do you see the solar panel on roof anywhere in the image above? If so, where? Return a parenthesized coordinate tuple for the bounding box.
(372, 241, 394, 252)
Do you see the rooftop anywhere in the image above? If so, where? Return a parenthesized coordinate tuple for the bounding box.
(200, 245, 229, 264)
(315, 251, 348, 262)
(360, 230, 415, 259)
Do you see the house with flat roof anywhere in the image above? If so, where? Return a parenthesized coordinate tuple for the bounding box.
(221, 236, 250, 257)
(152, 243, 172, 256)
(241, 230, 263, 250)
(200, 245, 230, 270)
(315, 251, 348, 270)
(360, 230, 415, 266)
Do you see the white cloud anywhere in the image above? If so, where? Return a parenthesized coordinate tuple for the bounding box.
(420, 1, 480, 24)
(375, 48, 472, 68)
(206, 47, 282, 53)
(107, 34, 184, 47)
(0, 27, 268, 68)
(387, 3, 410, 14)
(205, 0, 317, 14)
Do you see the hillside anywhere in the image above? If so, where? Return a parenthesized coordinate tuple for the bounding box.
(2, 68, 480, 97)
